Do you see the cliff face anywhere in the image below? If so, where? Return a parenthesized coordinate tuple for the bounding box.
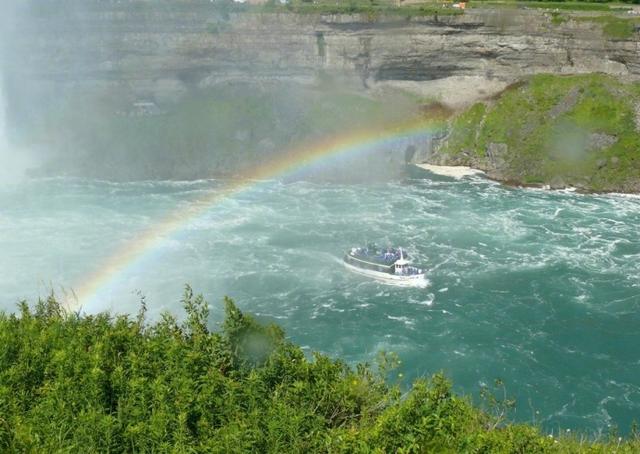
(3, 4, 640, 108)
(3, 3, 640, 183)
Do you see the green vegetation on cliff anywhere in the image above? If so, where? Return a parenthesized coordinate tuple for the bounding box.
(576, 15, 640, 39)
(547, 13, 640, 39)
(260, 0, 464, 17)
(475, 2, 627, 12)
(2, 288, 640, 452)
(433, 74, 640, 192)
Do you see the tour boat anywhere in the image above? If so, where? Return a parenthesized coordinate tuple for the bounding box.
(343, 245, 427, 287)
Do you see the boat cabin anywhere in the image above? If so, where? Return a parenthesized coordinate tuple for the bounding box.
(394, 259, 410, 275)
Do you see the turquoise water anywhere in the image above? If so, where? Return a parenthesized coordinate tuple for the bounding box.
(1, 171, 640, 435)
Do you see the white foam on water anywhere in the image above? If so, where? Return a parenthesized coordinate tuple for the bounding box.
(386, 315, 416, 326)
(607, 192, 640, 200)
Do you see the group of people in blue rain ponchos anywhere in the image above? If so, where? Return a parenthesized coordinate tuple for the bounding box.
(359, 244, 403, 264)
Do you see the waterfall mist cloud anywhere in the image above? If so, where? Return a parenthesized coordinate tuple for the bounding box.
(0, 1, 427, 183)
(0, 76, 34, 184)
(0, 1, 37, 184)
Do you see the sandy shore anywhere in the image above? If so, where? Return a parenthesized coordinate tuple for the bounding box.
(414, 163, 485, 179)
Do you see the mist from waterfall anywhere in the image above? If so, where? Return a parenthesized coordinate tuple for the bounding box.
(0, 76, 8, 182)
(0, 76, 16, 183)
(0, 75, 34, 184)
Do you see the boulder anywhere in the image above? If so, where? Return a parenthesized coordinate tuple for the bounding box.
(485, 142, 508, 170)
(549, 87, 580, 119)
(549, 175, 567, 189)
(586, 133, 617, 152)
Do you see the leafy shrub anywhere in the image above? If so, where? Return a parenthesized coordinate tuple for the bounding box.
(1, 288, 640, 451)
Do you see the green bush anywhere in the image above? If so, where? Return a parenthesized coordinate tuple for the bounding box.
(550, 11, 568, 25)
(2, 288, 640, 451)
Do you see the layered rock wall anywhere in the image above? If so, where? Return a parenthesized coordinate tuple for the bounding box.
(3, 4, 639, 107)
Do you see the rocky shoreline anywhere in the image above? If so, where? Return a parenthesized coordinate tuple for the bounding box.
(415, 163, 640, 195)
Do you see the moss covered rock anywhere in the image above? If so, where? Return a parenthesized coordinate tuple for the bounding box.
(428, 74, 640, 193)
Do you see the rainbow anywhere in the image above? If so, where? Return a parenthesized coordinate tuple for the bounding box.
(71, 116, 441, 310)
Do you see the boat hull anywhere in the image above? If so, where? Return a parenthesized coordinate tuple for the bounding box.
(343, 260, 428, 288)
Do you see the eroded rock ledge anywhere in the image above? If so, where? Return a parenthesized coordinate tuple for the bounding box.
(3, 5, 639, 107)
